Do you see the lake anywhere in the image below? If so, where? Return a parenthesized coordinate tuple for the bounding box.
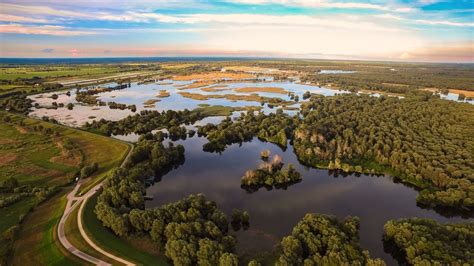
(145, 136, 470, 265)
(27, 78, 349, 126)
(28, 77, 472, 127)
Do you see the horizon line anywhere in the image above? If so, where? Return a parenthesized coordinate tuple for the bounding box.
(0, 56, 472, 65)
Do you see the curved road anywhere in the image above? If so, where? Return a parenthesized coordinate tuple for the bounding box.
(58, 144, 135, 266)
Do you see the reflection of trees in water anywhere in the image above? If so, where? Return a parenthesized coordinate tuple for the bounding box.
(326, 169, 473, 218)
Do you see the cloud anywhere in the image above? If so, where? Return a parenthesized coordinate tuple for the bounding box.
(41, 48, 54, 53)
(225, 0, 415, 13)
(397, 42, 474, 63)
(0, 24, 96, 36)
(0, 13, 49, 23)
(0, 3, 91, 18)
(104, 49, 111, 53)
(69, 48, 79, 56)
(375, 13, 474, 27)
(201, 23, 424, 58)
(100, 12, 404, 33)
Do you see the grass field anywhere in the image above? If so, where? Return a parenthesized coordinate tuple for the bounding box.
(0, 66, 124, 81)
(0, 116, 80, 187)
(234, 87, 288, 94)
(82, 195, 168, 265)
(0, 84, 30, 91)
(64, 202, 118, 264)
(0, 111, 129, 264)
(11, 188, 84, 266)
(193, 104, 262, 116)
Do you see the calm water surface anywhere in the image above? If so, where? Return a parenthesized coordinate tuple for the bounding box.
(146, 136, 470, 265)
(27, 79, 347, 126)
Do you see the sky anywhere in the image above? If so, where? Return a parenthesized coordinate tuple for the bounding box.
(0, 0, 472, 62)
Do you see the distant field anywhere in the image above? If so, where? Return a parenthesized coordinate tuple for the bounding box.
(0, 66, 124, 81)
(0, 84, 29, 91)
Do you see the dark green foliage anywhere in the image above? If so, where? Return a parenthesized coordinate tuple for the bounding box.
(383, 218, 474, 265)
(0, 95, 32, 114)
(168, 126, 187, 141)
(0, 178, 19, 192)
(230, 209, 250, 231)
(296, 62, 474, 93)
(302, 91, 311, 100)
(86, 109, 203, 136)
(198, 109, 296, 152)
(241, 155, 302, 191)
(277, 214, 385, 265)
(80, 163, 98, 178)
(294, 94, 474, 211)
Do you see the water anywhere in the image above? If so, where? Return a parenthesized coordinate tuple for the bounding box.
(146, 137, 470, 264)
(0, 57, 266, 65)
(27, 79, 348, 126)
(28, 76, 472, 127)
(318, 70, 357, 74)
(438, 92, 473, 104)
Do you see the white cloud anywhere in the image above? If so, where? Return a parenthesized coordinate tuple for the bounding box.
(0, 3, 92, 18)
(97, 12, 404, 33)
(0, 14, 49, 23)
(397, 42, 474, 62)
(225, 0, 416, 13)
(413, 18, 474, 27)
(0, 24, 96, 36)
(203, 24, 425, 57)
(375, 13, 474, 27)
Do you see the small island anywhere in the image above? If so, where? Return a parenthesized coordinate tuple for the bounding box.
(241, 154, 302, 191)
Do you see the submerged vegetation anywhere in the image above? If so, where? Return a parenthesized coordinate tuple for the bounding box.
(178, 91, 294, 106)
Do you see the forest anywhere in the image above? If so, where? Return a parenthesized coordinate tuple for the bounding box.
(86, 109, 204, 136)
(294, 93, 474, 212)
(276, 213, 385, 265)
(383, 218, 473, 264)
(197, 110, 296, 152)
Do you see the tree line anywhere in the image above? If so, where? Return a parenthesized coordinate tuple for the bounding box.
(383, 218, 473, 264)
(277, 213, 385, 265)
(197, 109, 296, 152)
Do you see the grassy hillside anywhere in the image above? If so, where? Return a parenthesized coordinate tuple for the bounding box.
(0, 111, 129, 264)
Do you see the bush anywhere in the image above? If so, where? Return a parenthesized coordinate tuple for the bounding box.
(80, 163, 99, 178)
